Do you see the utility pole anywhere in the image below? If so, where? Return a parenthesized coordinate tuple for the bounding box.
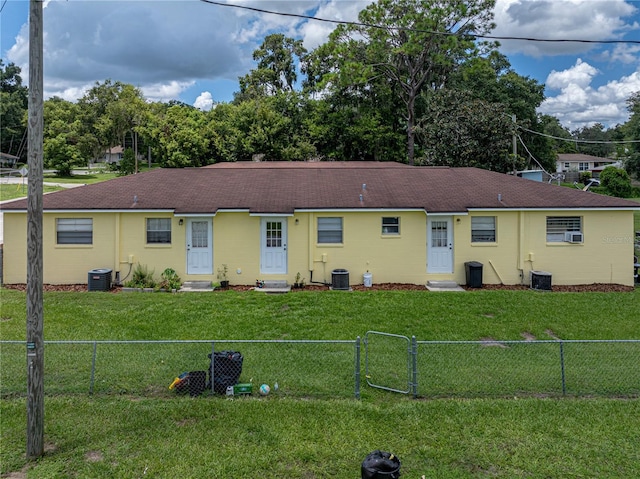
(27, 0, 45, 459)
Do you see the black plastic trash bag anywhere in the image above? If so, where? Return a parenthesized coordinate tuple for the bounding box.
(207, 351, 243, 394)
(361, 450, 401, 479)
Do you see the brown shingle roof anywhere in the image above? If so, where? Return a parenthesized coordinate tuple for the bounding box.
(3, 162, 638, 213)
(557, 153, 616, 162)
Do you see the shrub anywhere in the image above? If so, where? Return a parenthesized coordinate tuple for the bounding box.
(158, 268, 182, 291)
(124, 264, 156, 289)
(600, 167, 632, 198)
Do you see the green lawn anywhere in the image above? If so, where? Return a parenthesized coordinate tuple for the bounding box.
(0, 183, 63, 202)
(1, 289, 639, 478)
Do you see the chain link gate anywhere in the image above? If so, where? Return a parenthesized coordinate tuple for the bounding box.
(364, 331, 417, 396)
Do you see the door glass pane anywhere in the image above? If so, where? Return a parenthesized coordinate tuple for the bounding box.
(192, 221, 208, 248)
(431, 221, 447, 247)
(266, 221, 282, 248)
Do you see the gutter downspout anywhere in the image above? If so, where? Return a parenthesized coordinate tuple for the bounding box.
(114, 212, 121, 284)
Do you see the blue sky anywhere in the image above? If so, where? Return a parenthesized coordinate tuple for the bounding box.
(1, 0, 639, 130)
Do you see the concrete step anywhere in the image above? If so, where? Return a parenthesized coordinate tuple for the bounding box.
(180, 281, 214, 292)
(254, 280, 290, 293)
(426, 280, 465, 292)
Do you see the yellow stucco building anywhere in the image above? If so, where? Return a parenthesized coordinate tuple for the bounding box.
(2, 162, 638, 287)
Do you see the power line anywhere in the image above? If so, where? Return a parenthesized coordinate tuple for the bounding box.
(0, 0, 8, 14)
(518, 125, 640, 144)
(199, 0, 640, 45)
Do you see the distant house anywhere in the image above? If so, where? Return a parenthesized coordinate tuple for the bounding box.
(0, 152, 20, 168)
(556, 153, 619, 176)
(99, 146, 124, 164)
(2, 161, 638, 287)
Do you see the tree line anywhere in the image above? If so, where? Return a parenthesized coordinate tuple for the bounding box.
(1, 0, 638, 178)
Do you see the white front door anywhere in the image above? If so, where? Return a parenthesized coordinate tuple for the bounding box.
(427, 217, 453, 273)
(187, 218, 212, 275)
(261, 218, 287, 274)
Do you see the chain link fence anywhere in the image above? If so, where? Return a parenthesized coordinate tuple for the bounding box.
(1, 337, 638, 399)
(0, 340, 361, 399)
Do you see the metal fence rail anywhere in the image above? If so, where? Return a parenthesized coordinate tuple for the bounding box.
(1, 338, 638, 399)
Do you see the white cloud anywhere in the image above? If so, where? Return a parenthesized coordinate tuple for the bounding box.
(545, 59, 599, 90)
(493, 0, 639, 57)
(607, 43, 640, 64)
(194, 91, 215, 111)
(540, 60, 640, 128)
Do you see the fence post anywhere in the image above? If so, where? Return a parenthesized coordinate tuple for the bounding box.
(412, 336, 418, 398)
(354, 336, 361, 400)
(559, 340, 566, 396)
(210, 341, 215, 395)
(89, 341, 97, 395)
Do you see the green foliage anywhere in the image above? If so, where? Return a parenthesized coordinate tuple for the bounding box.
(416, 89, 519, 172)
(314, 0, 498, 165)
(600, 167, 632, 198)
(579, 171, 592, 184)
(116, 148, 136, 176)
(158, 268, 182, 291)
(124, 264, 156, 289)
(0, 60, 28, 162)
(236, 34, 307, 100)
(43, 134, 84, 176)
(217, 264, 228, 281)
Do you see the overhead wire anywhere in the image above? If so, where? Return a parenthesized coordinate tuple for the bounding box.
(517, 125, 640, 144)
(199, 0, 640, 45)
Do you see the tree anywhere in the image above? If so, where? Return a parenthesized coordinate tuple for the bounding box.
(451, 52, 554, 171)
(317, 0, 496, 165)
(43, 97, 85, 175)
(571, 123, 614, 158)
(539, 114, 576, 154)
(0, 60, 28, 161)
(624, 92, 640, 179)
(599, 166, 632, 198)
(77, 80, 146, 163)
(236, 34, 307, 101)
(415, 88, 520, 171)
(151, 104, 213, 167)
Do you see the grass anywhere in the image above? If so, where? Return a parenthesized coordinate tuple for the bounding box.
(2, 289, 639, 341)
(2, 396, 639, 478)
(1, 289, 639, 477)
(0, 183, 64, 202)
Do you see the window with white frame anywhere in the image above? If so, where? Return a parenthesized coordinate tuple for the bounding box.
(579, 162, 589, 171)
(471, 216, 496, 242)
(546, 216, 582, 242)
(56, 218, 93, 244)
(382, 217, 400, 235)
(317, 217, 343, 244)
(146, 218, 172, 244)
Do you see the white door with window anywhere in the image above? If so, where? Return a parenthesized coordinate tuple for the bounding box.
(427, 217, 453, 273)
(187, 218, 212, 275)
(261, 218, 287, 274)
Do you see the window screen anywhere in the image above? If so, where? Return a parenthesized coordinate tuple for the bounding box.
(382, 217, 400, 235)
(317, 217, 343, 243)
(471, 216, 496, 242)
(56, 218, 93, 244)
(546, 216, 581, 242)
(147, 218, 172, 244)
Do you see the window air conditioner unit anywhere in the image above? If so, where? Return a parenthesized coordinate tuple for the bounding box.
(564, 232, 584, 243)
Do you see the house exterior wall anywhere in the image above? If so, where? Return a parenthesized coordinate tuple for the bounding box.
(2, 208, 635, 287)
